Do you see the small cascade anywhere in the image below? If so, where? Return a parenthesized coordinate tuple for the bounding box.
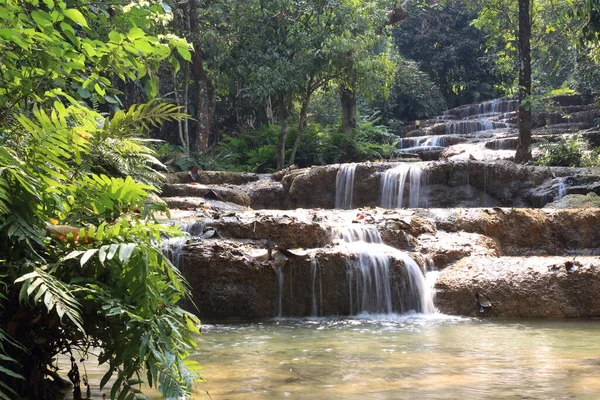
(337, 226, 434, 315)
(335, 163, 357, 209)
(422, 136, 444, 147)
(456, 98, 519, 118)
(445, 120, 510, 135)
(161, 221, 204, 269)
(399, 135, 451, 149)
(485, 137, 518, 150)
(161, 237, 189, 269)
(558, 180, 567, 199)
(381, 165, 424, 208)
(177, 221, 204, 236)
(277, 266, 285, 317)
(310, 255, 321, 317)
(398, 137, 423, 149)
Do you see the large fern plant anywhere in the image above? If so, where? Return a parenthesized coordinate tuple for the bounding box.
(0, 102, 201, 400)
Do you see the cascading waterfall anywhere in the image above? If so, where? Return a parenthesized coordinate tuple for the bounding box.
(335, 164, 357, 209)
(422, 136, 444, 147)
(558, 180, 567, 199)
(337, 226, 434, 315)
(459, 98, 518, 118)
(492, 138, 518, 150)
(399, 136, 449, 149)
(161, 237, 188, 270)
(161, 221, 205, 269)
(277, 266, 285, 318)
(310, 255, 321, 317)
(445, 120, 509, 135)
(381, 165, 424, 208)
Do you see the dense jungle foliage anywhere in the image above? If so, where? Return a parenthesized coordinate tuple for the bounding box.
(154, 0, 600, 172)
(0, 0, 599, 399)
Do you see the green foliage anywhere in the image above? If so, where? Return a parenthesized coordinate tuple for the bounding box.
(0, 1, 200, 398)
(550, 87, 577, 96)
(396, 1, 506, 107)
(217, 125, 282, 172)
(216, 116, 400, 171)
(536, 135, 600, 167)
(471, 0, 594, 95)
(0, 100, 201, 400)
(370, 58, 447, 122)
(0, 0, 189, 115)
(90, 101, 188, 186)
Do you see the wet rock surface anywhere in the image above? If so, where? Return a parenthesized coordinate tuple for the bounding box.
(163, 204, 600, 319)
(160, 95, 600, 320)
(163, 161, 598, 210)
(435, 256, 600, 318)
(177, 236, 430, 319)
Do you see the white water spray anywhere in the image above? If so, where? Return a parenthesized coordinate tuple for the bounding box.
(381, 165, 424, 208)
(335, 164, 357, 209)
(337, 226, 434, 315)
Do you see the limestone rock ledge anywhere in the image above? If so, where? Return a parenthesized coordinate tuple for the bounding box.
(435, 256, 600, 317)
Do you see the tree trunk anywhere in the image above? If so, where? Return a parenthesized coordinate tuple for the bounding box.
(189, 0, 214, 154)
(277, 99, 290, 170)
(288, 80, 314, 166)
(340, 84, 357, 134)
(182, 62, 190, 150)
(515, 0, 532, 163)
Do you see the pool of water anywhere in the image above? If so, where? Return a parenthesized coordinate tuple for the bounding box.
(62, 315, 600, 399)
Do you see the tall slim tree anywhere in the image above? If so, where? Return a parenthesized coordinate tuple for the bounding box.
(189, 0, 215, 154)
(515, 0, 532, 163)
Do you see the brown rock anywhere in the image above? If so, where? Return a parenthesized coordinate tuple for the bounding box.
(435, 256, 600, 317)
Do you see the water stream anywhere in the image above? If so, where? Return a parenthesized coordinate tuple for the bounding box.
(380, 164, 424, 208)
(335, 163, 356, 209)
(310, 255, 321, 317)
(63, 317, 600, 399)
(337, 226, 432, 315)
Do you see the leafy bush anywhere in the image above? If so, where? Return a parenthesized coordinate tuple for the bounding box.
(536, 135, 600, 167)
(550, 87, 577, 96)
(213, 116, 400, 172)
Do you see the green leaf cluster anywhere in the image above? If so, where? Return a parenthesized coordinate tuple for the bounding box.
(0, 0, 191, 114)
(0, 2, 198, 396)
(0, 98, 199, 399)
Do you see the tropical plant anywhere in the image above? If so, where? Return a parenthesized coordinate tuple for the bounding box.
(0, 102, 201, 399)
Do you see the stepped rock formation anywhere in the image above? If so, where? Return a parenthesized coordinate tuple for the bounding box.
(396, 94, 600, 162)
(161, 96, 600, 320)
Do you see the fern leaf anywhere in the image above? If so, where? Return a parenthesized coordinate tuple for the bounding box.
(15, 268, 85, 333)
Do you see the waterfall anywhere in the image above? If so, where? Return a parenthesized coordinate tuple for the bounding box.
(337, 226, 434, 315)
(310, 255, 321, 317)
(277, 266, 285, 317)
(492, 138, 517, 150)
(422, 136, 443, 147)
(459, 98, 518, 118)
(445, 120, 509, 135)
(161, 237, 188, 269)
(558, 180, 567, 199)
(399, 136, 450, 149)
(381, 165, 423, 208)
(335, 164, 357, 209)
(399, 137, 420, 149)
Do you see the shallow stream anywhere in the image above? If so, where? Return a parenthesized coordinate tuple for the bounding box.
(67, 315, 600, 399)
